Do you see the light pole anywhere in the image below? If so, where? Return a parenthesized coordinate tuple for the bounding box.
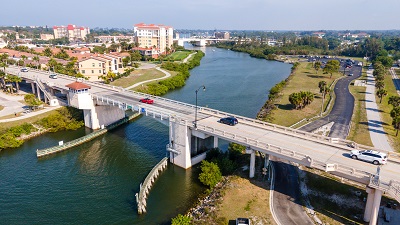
(194, 85, 206, 129)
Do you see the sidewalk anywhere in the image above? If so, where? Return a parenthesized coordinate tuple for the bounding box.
(365, 69, 394, 151)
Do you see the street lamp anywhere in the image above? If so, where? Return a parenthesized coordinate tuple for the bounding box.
(194, 85, 206, 129)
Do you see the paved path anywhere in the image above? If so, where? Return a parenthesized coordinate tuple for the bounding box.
(365, 69, 393, 151)
(0, 91, 26, 117)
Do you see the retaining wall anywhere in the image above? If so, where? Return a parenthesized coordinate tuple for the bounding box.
(136, 157, 168, 214)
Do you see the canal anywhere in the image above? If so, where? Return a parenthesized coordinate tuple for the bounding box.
(0, 46, 291, 224)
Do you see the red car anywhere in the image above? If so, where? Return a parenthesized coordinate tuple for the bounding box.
(139, 98, 154, 104)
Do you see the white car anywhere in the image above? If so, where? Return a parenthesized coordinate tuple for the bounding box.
(350, 150, 387, 165)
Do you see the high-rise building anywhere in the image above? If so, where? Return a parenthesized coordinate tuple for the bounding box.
(133, 23, 173, 55)
(53, 24, 90, 40)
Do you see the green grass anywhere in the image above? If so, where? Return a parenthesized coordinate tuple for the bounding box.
(376, 69, 400, 151)
(0, 110, 58, 133)
(164, 51, 191, 61)
(347, 69, 373, 146)
(110, 68, 168, 88)
(270, 62, 344, 126)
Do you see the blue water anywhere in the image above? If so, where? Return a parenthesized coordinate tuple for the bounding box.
(0, 45, 291, 224)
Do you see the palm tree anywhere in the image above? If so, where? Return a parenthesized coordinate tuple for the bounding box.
(375, 81, 385, 90)
(314, 61, 322, 74)
(8, 75, 22, 93)
(33, 55, 40, 69)
(20, 55, 27, 67)
(390, 107, 400, 136)
(376, 89, 387, 103)
(389, 96, 400, 107)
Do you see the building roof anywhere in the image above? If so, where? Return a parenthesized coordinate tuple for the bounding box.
(66, 82, 91, 90)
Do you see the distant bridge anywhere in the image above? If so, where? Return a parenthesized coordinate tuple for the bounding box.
(174, 38, 230, 47)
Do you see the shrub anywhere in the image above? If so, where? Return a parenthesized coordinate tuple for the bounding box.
(171, 214, 192, 225)
(199, 160, 222, 188)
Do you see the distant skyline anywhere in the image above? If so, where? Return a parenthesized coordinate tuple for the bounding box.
(2, 0, 400, 31)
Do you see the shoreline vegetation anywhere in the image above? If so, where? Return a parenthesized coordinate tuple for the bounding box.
(0, 107, 84, 151)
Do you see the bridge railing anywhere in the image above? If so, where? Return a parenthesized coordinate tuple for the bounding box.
(92, 91, 400, 163)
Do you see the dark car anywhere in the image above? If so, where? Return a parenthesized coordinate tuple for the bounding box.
(20, 68, 28, 72)
(139, 98, 154, 104)
(219, 116, 238, 126)
(49, 74, 57, 79)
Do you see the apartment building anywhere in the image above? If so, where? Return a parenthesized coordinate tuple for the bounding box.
(53, 24, 90, 40)
(40, 34, 54, 40)
(133, 23, 173, 56)
(95, 35, 134, 43)
(214, 31, 230, 39)
(78, 54, 124, 81)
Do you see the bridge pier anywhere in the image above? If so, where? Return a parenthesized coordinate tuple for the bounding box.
(363, 186, 383, 224)
(246, 147, 256, 178)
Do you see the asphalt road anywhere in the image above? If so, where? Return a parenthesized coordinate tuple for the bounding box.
(271, 158, 314, 225)
(301, 59, 362, 139)
(271, 58, 362, 225)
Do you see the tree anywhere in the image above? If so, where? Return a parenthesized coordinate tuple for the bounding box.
(43, 47, 53, 57)
(32, 55, 40, 69)
(7, 75, 22, 93)
(24, 93, 43, 109)
(390, 107, 400, 136)
(171, 214, 192, 225)
(323, 60, 340, 78)
(198, 160, 222, 189)
(389, 96, 400, 107)
(314, 61, 322, 74)
(20, 55, 27, 67)
(289, 92, 303, 109)
(375, 80, 385, 90)
(318, 81, 330, 99)
(376, 89, 387, 103)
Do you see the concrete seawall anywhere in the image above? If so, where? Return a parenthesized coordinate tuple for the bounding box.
(37, 113, 141, 158)
(136, 157, 168, 214)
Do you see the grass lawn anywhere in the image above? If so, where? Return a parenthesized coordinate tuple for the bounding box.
(270, 62, 343, 127)
(216, 176, 275, 225)
(110, 68, 170, 88)
(376, 68, 400, 151)
(347, 69, 373, 146)
(164, 51, 191, 61)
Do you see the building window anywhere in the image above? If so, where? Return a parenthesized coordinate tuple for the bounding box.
(92, 63, 95, 67)
(99, 63, 101, 67)
(91, 70, 94, 74)
(82, 70, 85, 74)
(99, 70, 101, 73)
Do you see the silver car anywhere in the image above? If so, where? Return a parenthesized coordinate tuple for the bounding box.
(350, 150, 387, 165)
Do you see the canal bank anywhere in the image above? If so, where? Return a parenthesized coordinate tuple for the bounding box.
(0, 45, 292, 224)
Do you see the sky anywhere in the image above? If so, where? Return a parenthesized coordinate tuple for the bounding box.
(2, 0, 400, 31)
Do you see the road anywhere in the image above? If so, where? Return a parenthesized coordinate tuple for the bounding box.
(301, 59, 362, 138)
(271, 58, 363, 225)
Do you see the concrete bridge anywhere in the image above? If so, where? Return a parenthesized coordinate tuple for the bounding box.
(3, 65, 400, 224)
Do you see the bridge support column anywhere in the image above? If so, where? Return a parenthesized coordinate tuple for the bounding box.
(169, 120, 192, 169)
(213, 136, 218, 148)
(36, 84, 41, 101)
(250, 150, 255, 178)
(369, 189, 382, 225)
(31, 83, 36, 94)
(363, 187, 375, 222)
